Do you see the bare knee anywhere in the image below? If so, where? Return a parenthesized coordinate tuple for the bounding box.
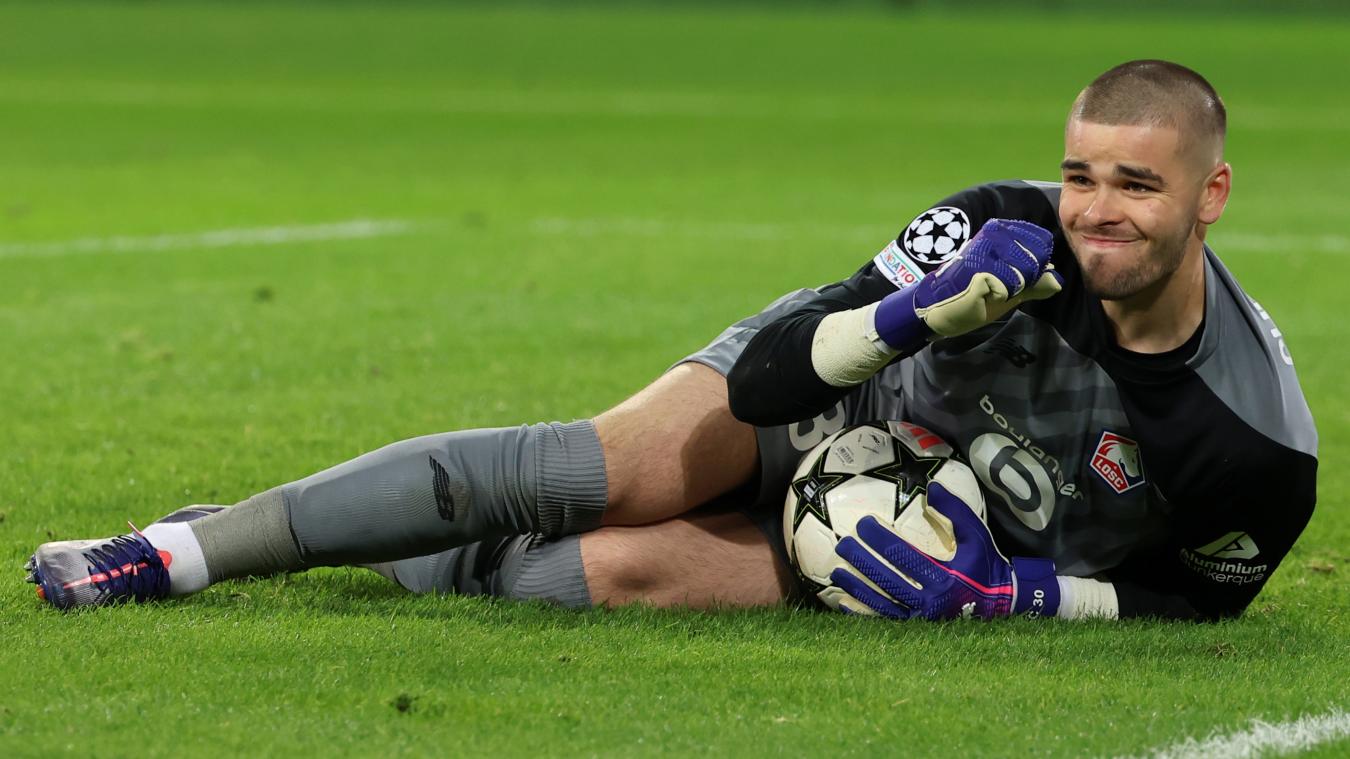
(595, 363, 759, 526)
(580, 512, 789, 609)
(579, 527, 664, 602)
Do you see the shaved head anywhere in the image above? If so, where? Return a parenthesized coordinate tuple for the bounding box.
(1070, 60, 1226, 167)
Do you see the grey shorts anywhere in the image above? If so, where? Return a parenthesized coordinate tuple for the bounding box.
(675, 289, 898, 575)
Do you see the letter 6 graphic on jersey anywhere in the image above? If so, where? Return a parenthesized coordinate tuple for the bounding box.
(1090, 431, 1145, 494)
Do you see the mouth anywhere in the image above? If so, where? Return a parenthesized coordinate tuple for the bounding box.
(1077, 234, 1139, 250)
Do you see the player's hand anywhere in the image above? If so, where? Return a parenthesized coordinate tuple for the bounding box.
(828, 483, 1061, 620)
(915, 218, 1062, 335)
(871, 219, 1062, 353)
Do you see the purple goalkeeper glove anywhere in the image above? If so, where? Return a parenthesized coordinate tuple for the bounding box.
(872, 218, 1061, 354)
(830, 483, 1061, 620)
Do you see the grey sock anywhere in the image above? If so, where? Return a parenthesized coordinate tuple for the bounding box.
(535, 421, 607, 536)
(189, 489, 302, 585)
(380, 534, 591, 609)
(508, 535, 591, 608)
(193, 421, 607, 580)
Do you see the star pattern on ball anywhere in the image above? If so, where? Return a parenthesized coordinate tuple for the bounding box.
(790, 454, 850, 531)
(861, 440, 946, 520)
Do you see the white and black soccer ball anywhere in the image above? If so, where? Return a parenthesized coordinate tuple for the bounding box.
(902, 206, 971, 264)
(782, 421, 986, 612)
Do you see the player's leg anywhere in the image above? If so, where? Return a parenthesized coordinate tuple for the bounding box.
(187, 361, 753, 565)
(377, 395, 818, 610)
(582, 511, 790, 608)
(26, 363, 757, 609)
(366, 534, 592, 607)
(377, 509, 790, 609)
(595, 362, 758, 526)
(27, 288, 822, 610)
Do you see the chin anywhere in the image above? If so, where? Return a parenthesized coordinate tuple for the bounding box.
(1070, 239, 1149, 298)
(1084, 279, 1138, 301)
(1081, 261, 1159, 301)
(1076, 254, 1142, 300)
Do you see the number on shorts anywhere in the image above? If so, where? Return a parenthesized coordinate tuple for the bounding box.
(789, 402, 846, 452)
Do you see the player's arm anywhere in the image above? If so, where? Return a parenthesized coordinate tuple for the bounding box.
(831, 481, 1109, 621)
(725, 263, 895, 426)
(728, 187, 1061, 427)
(1104, 452, 1317, 620)
(835, 448, 1317, 622)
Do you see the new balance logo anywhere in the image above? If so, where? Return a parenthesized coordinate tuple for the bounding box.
(1194, 531, 1259, 560)
(429, 457, 456, 522)
(982, 337, 1036, 367)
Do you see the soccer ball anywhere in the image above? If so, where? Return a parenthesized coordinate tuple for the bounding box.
(782, 421, 986, 611)
(902, 206, 971, 263)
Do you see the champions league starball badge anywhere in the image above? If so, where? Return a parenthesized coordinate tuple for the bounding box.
(902, 206, 972, 264)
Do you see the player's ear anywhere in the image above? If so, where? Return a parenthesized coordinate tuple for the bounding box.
(1198, 161, 1232, 225)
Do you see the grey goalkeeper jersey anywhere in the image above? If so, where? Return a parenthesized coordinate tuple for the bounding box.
(726, 180, 1318, 620)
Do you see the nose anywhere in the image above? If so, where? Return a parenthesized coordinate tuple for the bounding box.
(1082, 186, 1124, 227)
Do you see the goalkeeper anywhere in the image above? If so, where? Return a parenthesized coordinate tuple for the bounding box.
(27, 60, 1317, 622)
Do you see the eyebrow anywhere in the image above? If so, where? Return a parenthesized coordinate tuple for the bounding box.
(1117, 164, 1167, 187)
(1059, 159, 1168, 188)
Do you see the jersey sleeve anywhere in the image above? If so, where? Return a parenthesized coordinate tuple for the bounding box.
(727, 182, 1047, 427)
(1105, 446, 1317, 620)
(725, 263, 893, 425)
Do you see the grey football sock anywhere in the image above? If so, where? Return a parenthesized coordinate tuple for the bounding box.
(510, 536, 591, 608)
(378, 534, 591, 609)
(189, 490, 301, 584)
(190, 421, 607, 581)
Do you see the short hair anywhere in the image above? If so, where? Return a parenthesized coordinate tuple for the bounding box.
(1070, 60, 1226, 163)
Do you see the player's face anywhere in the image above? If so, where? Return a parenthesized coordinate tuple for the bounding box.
(1058, 119, 1216, 301)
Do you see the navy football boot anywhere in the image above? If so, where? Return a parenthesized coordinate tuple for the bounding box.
(26, 526, 171, 611)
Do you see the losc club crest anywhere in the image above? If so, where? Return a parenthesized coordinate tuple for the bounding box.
(1090, 431, 1145, 494)
(902, 206, 971, 264)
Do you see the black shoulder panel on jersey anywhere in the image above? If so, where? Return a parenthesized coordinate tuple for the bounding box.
(728, 181, 1060, 427)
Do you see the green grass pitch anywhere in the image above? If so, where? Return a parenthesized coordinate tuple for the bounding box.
(2, 2, 1348, 756)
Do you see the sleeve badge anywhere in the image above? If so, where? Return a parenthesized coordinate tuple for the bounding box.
(902, 206, 972, 264)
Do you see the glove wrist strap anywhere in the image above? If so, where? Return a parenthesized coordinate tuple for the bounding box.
(872, 286, 932, 354)
(1011, 557, 1061, 619)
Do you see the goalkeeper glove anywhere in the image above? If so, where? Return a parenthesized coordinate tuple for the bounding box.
(830, 482, 1061, 620)
(872, 218, 1061, 354)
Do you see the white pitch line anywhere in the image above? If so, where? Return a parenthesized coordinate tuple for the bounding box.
(1123, 708, 1350, 759)
(1, 216, 883, 262)
(0, 219, 418, 259)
